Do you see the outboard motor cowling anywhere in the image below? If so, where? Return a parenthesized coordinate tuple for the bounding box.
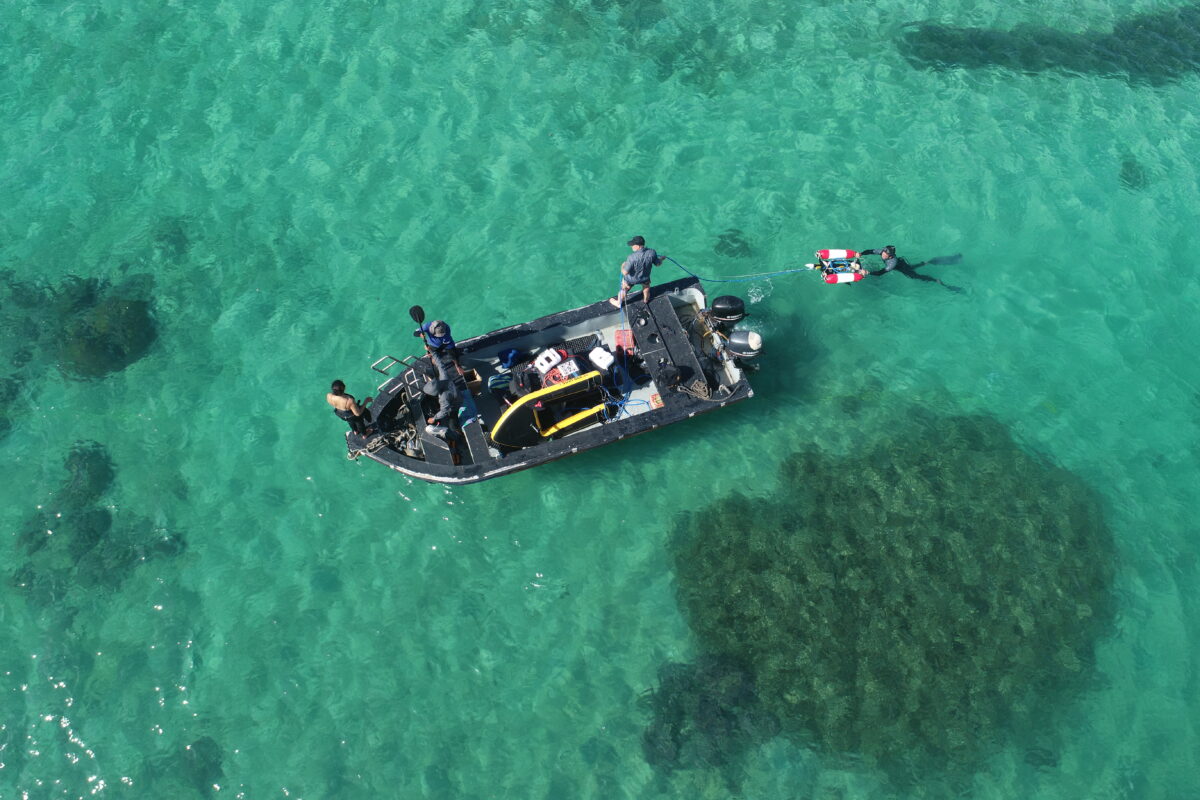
(710, 296, 745, 329)
(726, 330, 763, 360)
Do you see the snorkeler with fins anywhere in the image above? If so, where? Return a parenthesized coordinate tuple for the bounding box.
(858, 245, 963, 293)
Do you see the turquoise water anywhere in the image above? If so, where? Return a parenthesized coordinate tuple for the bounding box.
(2, 0, 1199, 797)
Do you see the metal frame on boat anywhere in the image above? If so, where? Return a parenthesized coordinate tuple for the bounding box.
(344, 277, 760, 484)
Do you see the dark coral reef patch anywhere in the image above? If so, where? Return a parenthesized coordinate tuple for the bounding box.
(0, 271, 157, 383)
(640, 656, 778, 773)
(898, 5, 1200, 87)
(11, 440, 184, 602)
(43, 275, 158, 379)
(0, 271, 157, 442)
(651, 413, 1117, 778)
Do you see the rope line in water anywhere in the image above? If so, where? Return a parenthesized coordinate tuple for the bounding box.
(663, 255, 813, 284)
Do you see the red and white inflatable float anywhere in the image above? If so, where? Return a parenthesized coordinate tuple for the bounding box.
(811, 249, 864, 284)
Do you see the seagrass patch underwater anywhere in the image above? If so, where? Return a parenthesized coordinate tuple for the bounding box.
(647, 411, 1118, 783)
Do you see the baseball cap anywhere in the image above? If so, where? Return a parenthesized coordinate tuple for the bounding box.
(627, 235, 646, 247)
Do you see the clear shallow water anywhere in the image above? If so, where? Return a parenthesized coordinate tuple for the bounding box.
(2, 1, 1198, 797)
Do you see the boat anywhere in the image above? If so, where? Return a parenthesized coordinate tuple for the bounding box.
(343, 276, 762, 484)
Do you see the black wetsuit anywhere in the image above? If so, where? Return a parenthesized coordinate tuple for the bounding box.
(334, 397, 370, 436)
(860, 248, 961, 292)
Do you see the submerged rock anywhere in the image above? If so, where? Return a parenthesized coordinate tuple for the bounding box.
(664, 413, 1117, 779)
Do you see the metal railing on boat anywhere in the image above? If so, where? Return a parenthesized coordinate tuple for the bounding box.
(371, 354, 418, 375)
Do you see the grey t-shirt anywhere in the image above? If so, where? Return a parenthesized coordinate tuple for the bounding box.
(623, 247, 663, 284)
(424, 379, 461, 422)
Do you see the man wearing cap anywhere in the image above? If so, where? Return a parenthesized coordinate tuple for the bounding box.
(609, 235, 664, 307)
(415, 319, 464, 375)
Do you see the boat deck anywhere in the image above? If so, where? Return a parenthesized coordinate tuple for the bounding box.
(347, 278, 753, 484)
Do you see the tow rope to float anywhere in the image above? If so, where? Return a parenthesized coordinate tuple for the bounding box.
(663, 255, 816, 284)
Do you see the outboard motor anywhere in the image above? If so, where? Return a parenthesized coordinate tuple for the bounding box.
(709, 295, 745, 331)
(725, 330, 763, 361)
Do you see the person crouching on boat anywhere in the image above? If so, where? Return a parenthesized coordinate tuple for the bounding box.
(327, 380, 374, 437)
(609, 235, 664, 308)
(422, 364, 463, 439)
(415, 318, 464, 376)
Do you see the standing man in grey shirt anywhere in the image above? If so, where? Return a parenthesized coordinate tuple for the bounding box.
(609, 235, 664, 307)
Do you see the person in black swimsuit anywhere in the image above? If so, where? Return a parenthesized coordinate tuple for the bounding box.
(859, 245, 963, 293)
(326, 380, 373, 436)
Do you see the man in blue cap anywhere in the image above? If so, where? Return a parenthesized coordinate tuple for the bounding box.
(414, 318, 464, 375)
(609, 235, 664, 307)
